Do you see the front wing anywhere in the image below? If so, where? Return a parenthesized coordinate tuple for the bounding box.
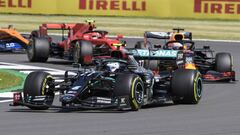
(10, 92, 129, 110)
(203, 70, 236, 82)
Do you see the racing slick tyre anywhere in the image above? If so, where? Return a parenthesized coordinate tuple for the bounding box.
(114, 74, 144, 111)
(73, 40, 93, 65)
(171, 69, 202, 104)
(215, 52, 232, 72)
(23, 71, 55, 110)
(27, 37, 50, 62)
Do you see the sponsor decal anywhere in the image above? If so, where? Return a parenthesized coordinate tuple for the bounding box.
(176, 60, 184, 65)
(185, 57, 193, 63)
(1, 0, 239, 19)
(5, 43, 21, 48)
(96, 97, 111, 104)
(133, 49, 178, 58)
(67, 91, 78, 94)
(177, 53, 184, 59)
(79, 0, 146, 11)
(71, 86, 82, 90)
(194, 0, 240, 14)
(155, 50, 178, 57)
(0, 0, 31, 8)
(5, 43, 16, 48)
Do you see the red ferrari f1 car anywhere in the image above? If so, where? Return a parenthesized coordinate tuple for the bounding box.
(135, 28, 235, 82)
(27, 20, 125, 64)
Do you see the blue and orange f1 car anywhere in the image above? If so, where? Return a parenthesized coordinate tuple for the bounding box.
(0, 25, 29, 52)
(136, 28, 235, 82)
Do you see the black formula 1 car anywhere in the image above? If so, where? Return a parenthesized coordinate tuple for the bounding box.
(11, 49, 202, 111)
(137, 30, 235, 82)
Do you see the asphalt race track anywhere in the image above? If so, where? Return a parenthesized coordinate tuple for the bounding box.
(0, 38, 239, 135)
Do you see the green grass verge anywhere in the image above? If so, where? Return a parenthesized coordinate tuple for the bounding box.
(0, 69, 26, 93)
(1, 14, 240, 40)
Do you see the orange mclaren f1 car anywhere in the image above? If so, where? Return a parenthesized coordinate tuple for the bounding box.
(0, 25, 29, 52)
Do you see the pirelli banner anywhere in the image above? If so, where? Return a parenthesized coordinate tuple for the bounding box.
(0, 0, 240, 20)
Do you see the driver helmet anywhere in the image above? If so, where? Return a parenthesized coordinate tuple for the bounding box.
(172, 42, 183, 50)
(169, 42, 183, 50)
(91, 32, 101, 39)
(106, 62, 120, 72)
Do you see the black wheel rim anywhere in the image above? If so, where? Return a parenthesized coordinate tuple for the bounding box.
(44, 78, 55, 105)
(74, 42, 80, 63)
(135, 82, 144, 104)
(196, 78, 202, 98)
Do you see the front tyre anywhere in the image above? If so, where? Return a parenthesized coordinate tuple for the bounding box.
(171, 69, 202, 104)
(114, 74, 144, 111)
(23, 71, 55, 110)
(129, 76, 144, 111)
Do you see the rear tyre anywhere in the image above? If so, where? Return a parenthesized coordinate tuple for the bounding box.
(27, 38, 50, 62)
(73, 40, 93, 65)
(114, 74, 144, 111)
(23, 71, 55, 110)
(215, 52, 232, 72)
(171, 69, 202, 104)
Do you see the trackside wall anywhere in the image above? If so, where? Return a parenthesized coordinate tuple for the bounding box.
(0, 0, 240, 20)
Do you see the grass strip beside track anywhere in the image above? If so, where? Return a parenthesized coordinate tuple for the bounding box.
(0, 69, 26, 93)
(1, 14, 240, 40)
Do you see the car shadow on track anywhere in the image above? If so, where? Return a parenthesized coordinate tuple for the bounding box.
(7, 108, 129, 114)
(0, 51, 26, 54)
(7, 103, 176, 114)
(203, 80, 238, 84)
(142, 102, 174, 109)
(18, 60, 73, 66)
(45, 61, 73, 65)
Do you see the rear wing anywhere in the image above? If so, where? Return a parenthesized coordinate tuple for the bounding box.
(39, 22, 96, 38)
(127, 48, 178, 60)
(40, 20, 96, 30)
(144, 32, 170, 39)
(144, 31, 192, 40)
(40, 23, 94, 30)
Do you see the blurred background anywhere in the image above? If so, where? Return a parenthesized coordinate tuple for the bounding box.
(0, 0, 240, 40)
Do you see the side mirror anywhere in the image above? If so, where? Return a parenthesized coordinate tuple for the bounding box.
(203, 46, 210, 49)
(154, 44, 162, 48)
